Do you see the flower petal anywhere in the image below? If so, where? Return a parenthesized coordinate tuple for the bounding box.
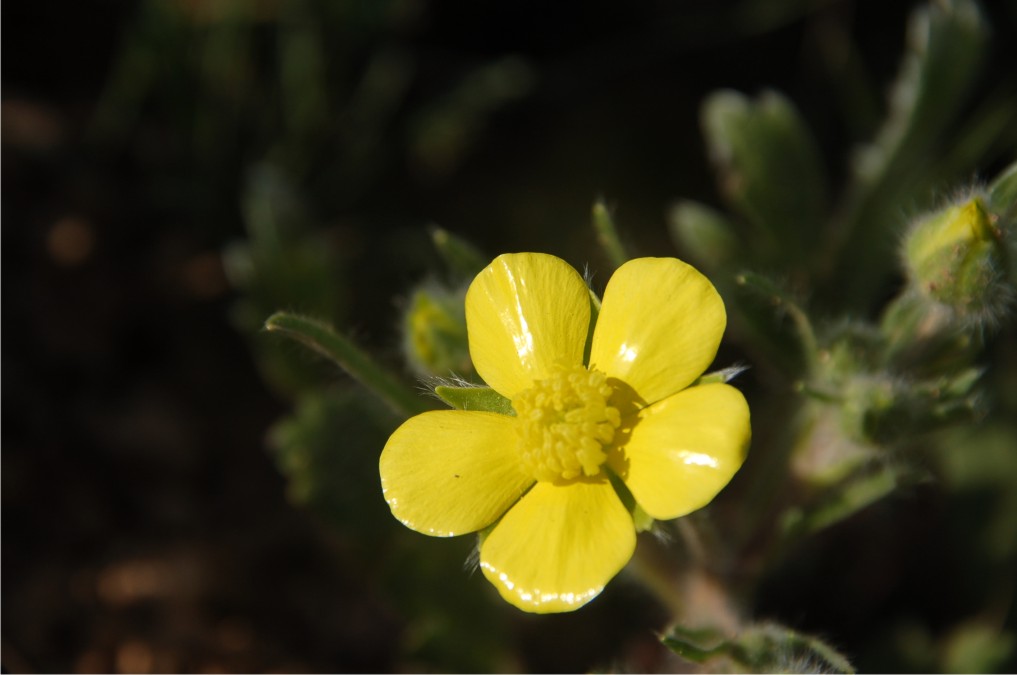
(380, 411, 532, 536)
(610, 383, 750, 520)
(466, 253, 591, 399)
(480, 480, 635, 613)
(589, 257, 726, 405)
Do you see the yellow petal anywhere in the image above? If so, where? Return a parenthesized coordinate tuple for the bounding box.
(480, 480, 635, 613)
(589, 257, 726, 405)
(380, 411, 532, 536)
(466, 253, 591, 399)
(610, 383, 750, 520)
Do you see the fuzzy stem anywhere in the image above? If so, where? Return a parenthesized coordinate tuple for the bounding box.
(265, 311, 430, 418)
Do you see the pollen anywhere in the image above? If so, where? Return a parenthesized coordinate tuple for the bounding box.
(513, 365, 621, 482)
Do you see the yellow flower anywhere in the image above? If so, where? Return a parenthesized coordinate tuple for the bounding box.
(379, 253, 751, 613)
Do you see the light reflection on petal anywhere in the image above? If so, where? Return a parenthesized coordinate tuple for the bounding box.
(617, 342, 638, 363)
(512, 302, 534, 362)
(611, 383, 749, 521)
(590, 257, 726, 404)
(466, 253, 590, 398)
(479, 481, 635, 614)
(674, 449, 720, 469)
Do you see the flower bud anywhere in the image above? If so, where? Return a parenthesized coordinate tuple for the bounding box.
(903, 196, 1009, 323)
(401, 284, 472, 378)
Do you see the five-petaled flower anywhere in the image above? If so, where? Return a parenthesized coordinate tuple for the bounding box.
(380, 253, 750, 613)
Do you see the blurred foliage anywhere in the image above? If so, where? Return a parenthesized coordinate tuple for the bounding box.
(241, 0, 1016, 671)
(22, 0, 1010, 671)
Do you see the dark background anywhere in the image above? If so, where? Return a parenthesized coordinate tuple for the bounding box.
(4, 0, 1016, 672)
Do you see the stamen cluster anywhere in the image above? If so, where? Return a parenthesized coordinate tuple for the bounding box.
(514, 365, 621, 482)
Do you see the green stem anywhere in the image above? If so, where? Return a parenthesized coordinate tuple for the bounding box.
(626, 543, 684, 618)
(265, 311, 431, 418)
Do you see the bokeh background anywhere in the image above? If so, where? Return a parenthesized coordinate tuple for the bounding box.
(4, 0, 1017, 672)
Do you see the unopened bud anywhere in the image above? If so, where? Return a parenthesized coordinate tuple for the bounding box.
(903, 196, 1009, 323)
(402, 284, 471, 378)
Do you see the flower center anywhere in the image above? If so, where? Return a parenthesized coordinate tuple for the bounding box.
(513, 365, 621, 482)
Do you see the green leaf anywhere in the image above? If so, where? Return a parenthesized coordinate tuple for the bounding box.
(667, 199, 743, 272)
(430, 226, 488, 280)
(736, 271, 819, 372)
(693, 364, 749, 386)
(268, 386, 397, 545)
(224, 164, 352, 397)
(265, 311, 431, 418)
(408, 56, 533, 177)
(988, 160, 1017, 220)
(782, 463, 899, 536)
(853, 0, 987, 187)
(591, 199, 630, 269)
(832, 0, 989, 307)
(661, 622, 856, 674)
(701, 89, 828, 268)
(434, 385, 514, 415)
(660, 624, 728, 663)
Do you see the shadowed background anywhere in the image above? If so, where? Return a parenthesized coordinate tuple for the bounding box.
(4, 0, 1017, 672)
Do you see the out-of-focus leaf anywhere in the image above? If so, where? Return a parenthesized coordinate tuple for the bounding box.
(269, 386, 397, 544)
(701, 89, 828, 270)
(933, 423, 1017, 563)
(942, 621, 1016, 674)
(988, 160, 1017, 220)
(662, 621, 856, 674)
(408, 57, 534, 178)
(736, 271, 819, 372)
(782, 463, 898, 537)
(430, 227, 488, 281)
(851, 0, 988, 187)
(225, 164, 350, 395)
(591, 199, 630, 269)
(668, 199, 743, 272)
(833, 0, 989, 307)
(660, 624, 728, 662)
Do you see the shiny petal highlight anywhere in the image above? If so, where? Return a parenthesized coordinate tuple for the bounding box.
(480, 480, 635, 613)
(589, 257, 726, 405)
(380, 411, 533, 536)
(610, 383, 750, 520)
(466, 253, 591, 399)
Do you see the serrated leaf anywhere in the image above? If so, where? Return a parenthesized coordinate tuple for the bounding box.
(434, 385, 514, 414)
